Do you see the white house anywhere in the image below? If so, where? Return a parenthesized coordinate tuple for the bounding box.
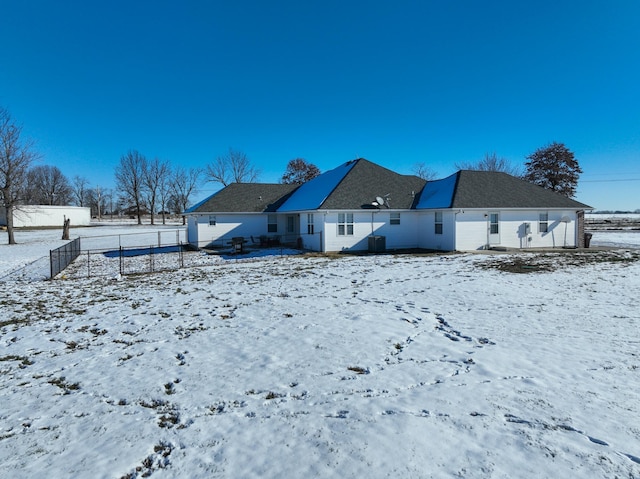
(185, 158, 592, 252)
(0, 205, 91, 228)
(185, 183, 299, 250)
(415, 170, 590, 250)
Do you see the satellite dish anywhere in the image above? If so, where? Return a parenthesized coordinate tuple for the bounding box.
(376, 196, 385, 205)
(561, 216, 571, 223)
(371, 201, 379, 207)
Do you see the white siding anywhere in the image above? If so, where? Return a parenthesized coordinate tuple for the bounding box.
(186, 216, 198, 247)
(186, 208, 583, 252)
(418, 210, 456, 251)
(322, 210, 419, 252)
(2, 206, 91, 228)
(454, 209, 579, 251)
(188, 214, 269, 248)
(454, 211, 493, 251)
(377, 211, 420, 250)
(323, 212, 367, 252)
(299, 212, 322, 251)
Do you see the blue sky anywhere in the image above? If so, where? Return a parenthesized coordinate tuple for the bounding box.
(1, 0, 639, 210)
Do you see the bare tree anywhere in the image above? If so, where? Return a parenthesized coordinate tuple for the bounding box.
(72, 176, 89, 207)
(455, 152, 523, 177)
(103, 188, 114, 219)
(281, 158, 321, 184)
(206, 148, 260, 186)
(412, 162, 438, 180)
(25, 165, 72, 205)
(157, 167, 171, 225)
(86, 187, 99, 218)
(88, 186, 107, 220)
(142, 157, 170, 225)
(115, 150, 146, 224)
(0, 107, 39, 244)
(170, 167, 201, 225)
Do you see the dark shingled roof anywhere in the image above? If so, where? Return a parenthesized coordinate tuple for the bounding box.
(449, 170, 592, 209)
(188, 165, 592, 214)
(187, 183, 299, 213)
(319, 158, 426, 209)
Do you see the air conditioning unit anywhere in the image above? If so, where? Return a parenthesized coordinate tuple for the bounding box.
(368, 235, 386, 253)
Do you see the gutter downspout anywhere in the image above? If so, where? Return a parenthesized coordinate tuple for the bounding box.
(484, 213, 490, 250)
(323, 212, 327, 252)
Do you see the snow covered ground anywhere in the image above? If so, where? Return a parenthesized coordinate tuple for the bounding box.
(1, 224, 640, 478)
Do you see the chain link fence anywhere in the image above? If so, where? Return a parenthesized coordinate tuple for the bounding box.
(79, 229, 185, 251)
(63, 243, 202, 278)
(50, 237, 81, 278)
(47, 229, 188, 279)
(51, 229, 312, 280)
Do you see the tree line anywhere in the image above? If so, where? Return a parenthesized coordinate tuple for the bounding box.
(2, 104, 583, 244)
(0, 103, 326, 241)
(448, 146, 583, 198)
(414, 146, 582, 198)
(114, 149, 321, 226)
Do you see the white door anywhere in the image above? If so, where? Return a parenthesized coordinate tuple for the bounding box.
(489, 212, 500, 245)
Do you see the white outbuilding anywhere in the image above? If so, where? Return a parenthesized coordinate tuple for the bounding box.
(0, 205, 91, 228)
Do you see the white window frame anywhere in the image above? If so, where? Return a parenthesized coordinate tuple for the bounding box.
(390, 212, 400, 225)
(208, 215, 216, 226)
(267, 214, 277, 233)
(539, 212, 549, 233)
(307, 213, 314, 235)
(337, 213, 354, 236)
(435, 211, 443, 235)
(490, 213, 499, 235)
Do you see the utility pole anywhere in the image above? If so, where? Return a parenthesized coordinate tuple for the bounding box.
(95, 186, 102, 220)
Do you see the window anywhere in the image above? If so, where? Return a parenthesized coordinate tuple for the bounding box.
(287, 215, 295, 234)
(539, 212, 548, 233)
(490, 213, 499, 235)
(435, 211, 443, 235)
(390, 212, 400, 225)
(307, 213, 314, 235)
(208, 215, 216, 226)
(268, 214, 277, 233)
(337, 213, 353, 236)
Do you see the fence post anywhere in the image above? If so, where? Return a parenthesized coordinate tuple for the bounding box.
(50, 250, 54, 279)
(87, 250, 90, 278)
(158, 231, 161, 248)
(150, 245, 154, 273)
(119, 246, 124, 275)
